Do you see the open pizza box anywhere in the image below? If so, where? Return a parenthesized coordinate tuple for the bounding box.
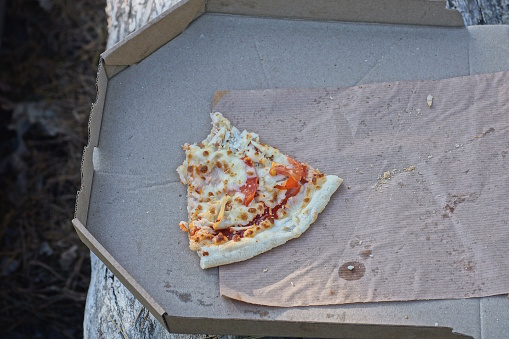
(73, 0, 509, 337)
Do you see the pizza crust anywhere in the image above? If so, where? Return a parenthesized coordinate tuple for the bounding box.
(198, 175, 342, 269)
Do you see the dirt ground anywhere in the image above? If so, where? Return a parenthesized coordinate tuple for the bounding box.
(0, 0, 107, 337)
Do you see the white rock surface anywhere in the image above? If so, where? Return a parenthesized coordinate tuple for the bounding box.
(105, 0, 181, 49)
(85, 254, 176, 338)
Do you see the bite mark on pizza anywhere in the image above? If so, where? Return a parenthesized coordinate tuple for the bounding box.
(177, 113, 342, 269)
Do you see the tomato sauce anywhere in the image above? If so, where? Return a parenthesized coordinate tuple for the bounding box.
(219, 228, 245, 241)
(213, 156, 307, 240)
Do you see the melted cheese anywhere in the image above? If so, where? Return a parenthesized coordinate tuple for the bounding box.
(177, 112, 335, 250)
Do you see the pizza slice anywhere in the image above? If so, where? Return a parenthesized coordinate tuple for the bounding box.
(177, 113, 342, 269)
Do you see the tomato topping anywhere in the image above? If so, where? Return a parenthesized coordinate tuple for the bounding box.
(285, 185, 301, 199)
(240, 177, 257, 206)
(240, 156, 257, 206)
(275, 175, 299, 189)
(286, 156, 306, 179)
(270, 156, 307, 190)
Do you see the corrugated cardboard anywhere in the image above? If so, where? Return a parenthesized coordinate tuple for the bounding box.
(73, 0, 509, 337)
(214, 73, 509, 307)
(206, 0, 464, 26)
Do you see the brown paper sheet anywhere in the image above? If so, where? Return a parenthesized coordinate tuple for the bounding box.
(214, 71, 509, 307)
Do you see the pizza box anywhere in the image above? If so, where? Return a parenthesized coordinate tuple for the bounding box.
(73, 0, 509, 337)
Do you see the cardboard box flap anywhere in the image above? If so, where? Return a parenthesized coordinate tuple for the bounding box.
(102, 0, 206, 67)
(101, 0, 462, 71)
(72, 218, 168, 329)
(164, 315, 469, 338)
(207, 0, 464, 27)
(74, 61, 107, 225)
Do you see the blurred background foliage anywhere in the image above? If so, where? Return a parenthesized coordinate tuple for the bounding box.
(0, 0, 106, 337)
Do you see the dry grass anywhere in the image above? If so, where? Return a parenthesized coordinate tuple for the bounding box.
(0, 0, 107, 337)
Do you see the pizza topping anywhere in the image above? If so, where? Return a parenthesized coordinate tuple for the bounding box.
(270, 156, 305, 179)
(240, 177, 257, 206)
(270, 156, 307, 202)
(229, 225, 252, 231)
(213, 233, 226, 244)
(275, 175, 300, 189)
(213, 196, 227, 230)
(179, 221, 188, 232)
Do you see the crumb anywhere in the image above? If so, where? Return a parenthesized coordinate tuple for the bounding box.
(329, 290, 334, 295)
(404, 315, 408, 319)
(347, 265, 355, 271)
(427, 94, 433, 108)
(383, 171, 391, 179)
(347, 186, 351, 189)
(263, 268, 268, 273)
(290, 282, 295, 286)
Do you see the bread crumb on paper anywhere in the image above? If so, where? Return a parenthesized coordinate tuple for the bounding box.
(373, 166, 417, 192)
(427, 94, 433, 108)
